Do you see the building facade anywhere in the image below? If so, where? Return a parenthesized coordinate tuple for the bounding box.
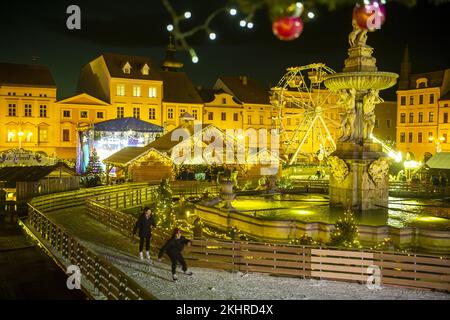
(396, 47, 450, 160)
(0, 63, 58, 157)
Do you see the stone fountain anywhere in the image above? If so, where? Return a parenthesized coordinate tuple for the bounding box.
(220, 178, 236, 210)
(324, 21, 398, 211)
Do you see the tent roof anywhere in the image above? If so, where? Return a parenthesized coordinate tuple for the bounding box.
(0, 163, 77, 183)
(426, 152, 450, 170)
(92, 117, 163, 133)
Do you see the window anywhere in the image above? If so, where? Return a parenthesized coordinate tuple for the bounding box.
(419, 95, 424, 105)
(62, 129, 70, 142)
(8, 104, 16, 116)
(117, 107, 124, 118)
(408, 132, 413, 143)
(133, 107, 140, 119)
(25, 131, 33, 142)
(233, 113, 238, 121)
(122, 62, 131, 74)
(443, 134, 448, 143)
(428, 132, 433, 143)
(409, 113, 414, 123)
(418, 112, 423, 123)
(400, 132, 405, 143)
(400, 113, 405, 123)
(149, 108, 156, 120)
(133, 86, 141, 97)
(375, 119, 379, 128)
(39, 128, 48, 142)
(149, 87, 157, 98)
(208, 112, 213, 121)
(222, 98, 226, 104)
(221, 112, 226, 121)
(430, 94, 435, 104)
(179, 109, 186, 118)
(429, 112, 434, 122)
(444, 112, 448, 124)
(24, 104, 32, 117)
(39, 105, 47, 117)
(80, 111, 88, 118)
(287, 118, 291, 126)
(117, 84, 125, 96)
(400, 96, 406, 106)
(260, 115, 264, 125)
(247, 115, 252, 125)
(386, 119, 391, 128)
(142, 64, 149, 75)
(7, 129, 16, 142)
(63, 110, 71, 118)
(409, 96, 414, 105)
(418, 132, 423, 143)
(168, 108, 174, 119)
(96, 111, 104, 119)
(192, 109, 198, 120)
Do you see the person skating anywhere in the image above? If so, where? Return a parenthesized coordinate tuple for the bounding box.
(158, 228, 193, 281)
(132, 207, 156, 263)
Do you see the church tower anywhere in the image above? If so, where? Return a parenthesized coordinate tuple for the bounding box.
(399, 45, 411, 89)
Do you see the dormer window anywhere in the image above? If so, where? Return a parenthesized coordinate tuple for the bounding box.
(416, 78, 428, 89)
(141, 64, 150, 75)
(122, 62, 132, 74)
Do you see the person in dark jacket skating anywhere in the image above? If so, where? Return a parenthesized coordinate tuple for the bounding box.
(158, 228, 193, 281)
(132, 207, 156, 262)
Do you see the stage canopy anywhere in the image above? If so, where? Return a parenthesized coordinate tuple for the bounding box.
(91, 117, 163, 133)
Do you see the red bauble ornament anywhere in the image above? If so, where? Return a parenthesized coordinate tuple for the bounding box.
(272, 16, 304, 41)
(352, 1, 386, 31)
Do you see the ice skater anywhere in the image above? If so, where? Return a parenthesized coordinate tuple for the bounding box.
(132, 207, 156, 263)
(158, 228, 193, 281)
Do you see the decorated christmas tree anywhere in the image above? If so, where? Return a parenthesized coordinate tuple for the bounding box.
(328, 210, 361, 248)
(155, 178, 175, 230)
(82, 149, 104, 187)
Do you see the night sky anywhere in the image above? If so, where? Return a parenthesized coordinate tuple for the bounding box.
(1, 0, 449, 100)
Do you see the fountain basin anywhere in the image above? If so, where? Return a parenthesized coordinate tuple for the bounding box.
(194, 195, 450, 254)
(324, 72, 398, 91)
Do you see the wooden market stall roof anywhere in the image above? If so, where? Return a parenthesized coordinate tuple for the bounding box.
(103, 122, 222, 167)
(0, 163, 77, 187)
(103, 147, 171, 167)
(426, 152, 450, 170)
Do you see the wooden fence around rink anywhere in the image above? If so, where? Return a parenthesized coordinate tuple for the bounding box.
(23, 204, 156, 300)
(85, 199, 450, 292)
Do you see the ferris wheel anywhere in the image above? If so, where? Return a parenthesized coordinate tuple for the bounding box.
(271, 63, 342, 165)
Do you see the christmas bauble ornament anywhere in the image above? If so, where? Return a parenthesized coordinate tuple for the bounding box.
(272, 16, 304, 41)
(352, 1, 386, 31)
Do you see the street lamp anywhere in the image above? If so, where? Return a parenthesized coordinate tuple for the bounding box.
(18, 131, 24, 149)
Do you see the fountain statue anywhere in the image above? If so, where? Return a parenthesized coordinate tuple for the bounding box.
(324, 20, 398, 211)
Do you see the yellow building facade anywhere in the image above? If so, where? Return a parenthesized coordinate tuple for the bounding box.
(0, 63, 58, 157)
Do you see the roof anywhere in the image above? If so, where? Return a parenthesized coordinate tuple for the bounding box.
(214, 76, 270, 105)
(0, 163, 76, 183)
(103, 122, 225, 166)
(426, 152, 450, 170)
(0, 62, 55, 87)
(92, 117, 163, 133)
(159, 71, 203, 104)
(197, 88, 241, 104)
(399, 69, 450, 90)
(146, 123, 212, 153)
(103, 147, 147, 166)
(101, 53, 162, 80)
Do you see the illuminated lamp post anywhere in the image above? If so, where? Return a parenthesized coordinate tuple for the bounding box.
(18, 131, 24, 150)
